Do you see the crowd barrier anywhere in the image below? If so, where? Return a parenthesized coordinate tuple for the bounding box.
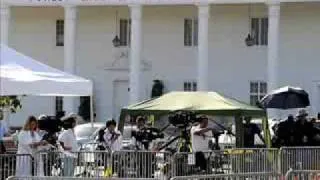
(170, 172, 282, 180)
(285, 170, 320, 180)
(6, 177, 158, 180)
(1, 147, 319, 180)
(0, 153, 32, 180)
(172, 148, 279, 176)
(279, 147, 320, 173)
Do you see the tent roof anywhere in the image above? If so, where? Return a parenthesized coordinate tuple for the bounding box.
(0, 44, 92, 96)
(122, 91, 265, 117)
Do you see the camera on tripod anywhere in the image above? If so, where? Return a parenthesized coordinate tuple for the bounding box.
(132, 127, 164, 143)
(168, 111, 198, 128)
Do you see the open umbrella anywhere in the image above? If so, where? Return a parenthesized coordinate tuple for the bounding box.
(259, 86, 310, 109)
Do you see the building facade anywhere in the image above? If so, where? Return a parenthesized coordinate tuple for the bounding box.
(1, 0, 320, 126)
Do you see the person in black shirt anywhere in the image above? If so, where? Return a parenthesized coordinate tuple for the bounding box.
(243, 116, 265, 148)
(294, 110, 313, 146)
(276, 115, 296, 147)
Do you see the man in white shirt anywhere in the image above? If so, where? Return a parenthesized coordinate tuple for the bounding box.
(58, 113, 79, 176)
(190, 115, 216, 172)
(103, 119, 122, 151)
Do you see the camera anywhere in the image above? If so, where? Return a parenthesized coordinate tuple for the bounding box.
(38, 116, 62, 133)
(38, 116, 62, 146)
(132, 127, 164, 143)
(168, 111, 198, 128)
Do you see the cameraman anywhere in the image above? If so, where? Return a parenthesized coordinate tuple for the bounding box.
(131, 116, 151, 150)
(130, 116, 156, 178)
(191, 115, 216, 172)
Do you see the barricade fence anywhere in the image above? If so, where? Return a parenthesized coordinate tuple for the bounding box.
(6, 177, 158, 180)
(170, 172, 282, 180)
(171, 148, 279, 177)
(1, 147, 320, 180)
(285, 170, 320, 180)
(279, 147, 320, 174)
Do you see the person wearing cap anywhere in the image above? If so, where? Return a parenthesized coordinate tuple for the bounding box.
(58, 113, 78, 176)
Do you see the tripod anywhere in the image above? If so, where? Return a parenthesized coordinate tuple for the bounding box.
(158, 125, 192, 152)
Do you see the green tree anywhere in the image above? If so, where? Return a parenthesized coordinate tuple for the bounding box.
(0, 96, 22, 113)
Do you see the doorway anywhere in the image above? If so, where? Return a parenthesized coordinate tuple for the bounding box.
(113, 80, 129, 120)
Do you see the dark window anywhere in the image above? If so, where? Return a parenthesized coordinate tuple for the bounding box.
(184, 81, 197, 91)
(56, 20, 64, 46)
(184, 18, 198, 46)
(119, 19, 131, 46)
(55, 96, 63, 114)
(250, 81, 267, 106)
(251, 18, 268, 46)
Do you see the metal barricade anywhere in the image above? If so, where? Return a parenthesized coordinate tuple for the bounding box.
(228, 148, 279, 174)
(33, 150, 112, 177)
(172, 151, 231, 177)
(279, 147, 320, 173)
(170, 172, 282, 180)
(172, 148, 279, 177)
(6, 177, 159, 180)
(112, 150, 172, 180)
(0, 153, 33, 179)
(285, 170, 320, 180)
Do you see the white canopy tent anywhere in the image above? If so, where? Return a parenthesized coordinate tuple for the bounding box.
(0, 44, 94, 123)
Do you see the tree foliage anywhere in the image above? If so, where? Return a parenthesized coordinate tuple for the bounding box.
(0, 96, 22, 113)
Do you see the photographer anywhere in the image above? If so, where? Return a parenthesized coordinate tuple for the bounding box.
(37, 115, 59, 176)
(129, 116, 158, 178)
(131, 116, 151, 150)
(103, 119, 122, 151)
(191, 115, 216, 172)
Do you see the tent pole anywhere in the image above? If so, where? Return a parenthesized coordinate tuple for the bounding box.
(90, 95, 94, 127)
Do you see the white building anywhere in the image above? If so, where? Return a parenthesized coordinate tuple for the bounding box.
(1, 0, 320, 126)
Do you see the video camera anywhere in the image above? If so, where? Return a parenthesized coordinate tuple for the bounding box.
(38, 116, 62, 133)
(132, 127, 164, 143)
(168, 111, 198, 128)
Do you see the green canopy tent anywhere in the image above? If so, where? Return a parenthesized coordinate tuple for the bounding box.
(119, 91, 270, 147)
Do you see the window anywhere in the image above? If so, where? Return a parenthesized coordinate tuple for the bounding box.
(184, 18, 198, 46)
(250, 81, 267, 106)
(251, 18, 268, 46)
(184, 81, 197, 91)
(56, 20, 64, 46)
(119, 19, 131, 46)
(55, 96, 63, 114)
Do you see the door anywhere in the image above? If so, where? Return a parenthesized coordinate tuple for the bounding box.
(113, 80, 129, 119)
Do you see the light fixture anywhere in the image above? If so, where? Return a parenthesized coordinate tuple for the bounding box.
(112, 10, 121, 47)
(112, 35, 121, 47)
(245, 33, 254, 46)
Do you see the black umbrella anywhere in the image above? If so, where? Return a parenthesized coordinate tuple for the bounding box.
(259, 86, 310, 109)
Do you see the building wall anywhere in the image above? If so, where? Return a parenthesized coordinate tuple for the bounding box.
(5, 3, 320, 126)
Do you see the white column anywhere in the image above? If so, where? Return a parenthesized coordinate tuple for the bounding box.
(0, 4, 10, 45)
(129, 4, 142, 104)
(267, 2, 280, 118)
(63, 6, 78, 114)
(197, 4, 210, 91)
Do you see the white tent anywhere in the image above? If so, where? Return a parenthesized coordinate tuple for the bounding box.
(0, 44, 94, 122)
(0, 44, 92, 96)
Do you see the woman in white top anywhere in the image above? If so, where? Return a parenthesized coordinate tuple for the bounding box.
(58, 114, 78, 177)
(16, 116, 47, 176)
